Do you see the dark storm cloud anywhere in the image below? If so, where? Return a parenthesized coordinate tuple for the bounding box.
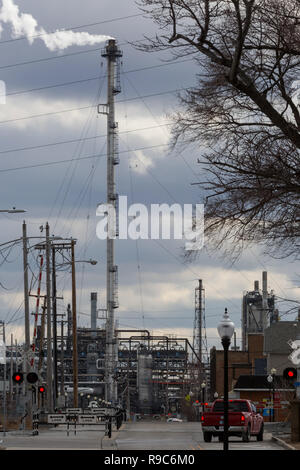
(0, 1, 298, 346)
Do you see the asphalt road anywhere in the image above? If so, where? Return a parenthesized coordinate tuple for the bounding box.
(0, 421, 285, 451)
(1, 425, 106, 450)
(114, 421, 283, 451)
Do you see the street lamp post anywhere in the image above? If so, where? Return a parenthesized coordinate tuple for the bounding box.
(0, 208, 26, 214)
(217, 308, 235, 451)
(71, 240, 79, 409)
(201, 382, 206, 415)
(267, 368, 277, 422)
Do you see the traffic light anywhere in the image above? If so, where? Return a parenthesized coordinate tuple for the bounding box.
(283, 367, 297, 381)
(38, 385, 46, 394)
(12, 372, 24, 384)
(26, 372, 39, 384)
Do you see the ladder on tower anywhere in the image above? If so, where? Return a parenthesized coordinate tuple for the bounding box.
(109, 265, 119, 309)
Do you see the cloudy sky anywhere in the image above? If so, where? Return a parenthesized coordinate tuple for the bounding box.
(0, 0, 299, 357)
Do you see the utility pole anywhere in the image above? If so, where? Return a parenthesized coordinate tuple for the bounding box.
(52, 246, 58, 407)
(22, 221, 32, 426)
(101, 39, 122, 404)
(71, 239, 78, 408)
(46, 222, 53, 412)
(67, 303, 72, 352)
(0, 321, 6, 436)
(38, 297, 47, 374)
(9, 333, 13, 395)
(60, 318, 68, 396)
(22, 222, 30, 372)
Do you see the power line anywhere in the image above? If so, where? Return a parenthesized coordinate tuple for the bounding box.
(120, 136, 179, 204)
(6, 59, 193, 98)
(0, 122, 172, 156)
(0, 13, 145, 46)
(0, 104, 94, 126)
(151, 239, 242, 315)
(0, 36, 165, 72)
(0, 89, 183, 127)
(122, 71, 200, 179)
(0, 47, 102, 71)
(50, 77, 105, 229)
(0, 142, 174, 174)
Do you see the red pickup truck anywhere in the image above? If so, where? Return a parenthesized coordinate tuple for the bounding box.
(201, 399, 264, 443)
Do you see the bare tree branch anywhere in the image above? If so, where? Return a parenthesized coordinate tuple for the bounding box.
(135, 0, 300, 259)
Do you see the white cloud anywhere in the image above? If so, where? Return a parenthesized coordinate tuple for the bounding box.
(0, 95, 96, 131)
(119, 109, 171, 173)
(129, 150, 154, 174)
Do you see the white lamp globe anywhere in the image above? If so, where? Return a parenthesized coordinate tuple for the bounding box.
(217, 308, 235, 341)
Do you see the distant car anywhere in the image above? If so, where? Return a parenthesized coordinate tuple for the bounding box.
(167, 417, 183, 422)
(201, 399, 264, 443)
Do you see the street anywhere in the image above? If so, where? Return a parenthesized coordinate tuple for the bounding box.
(114, 421, 283, 451)
(0, 420, 285, 451)
(1, 425, 106, 450)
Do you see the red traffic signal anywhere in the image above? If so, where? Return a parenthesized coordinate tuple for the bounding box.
(283, 367, 297, 380)
(12, 372, 24, 384)
(38, 386, 46, 393)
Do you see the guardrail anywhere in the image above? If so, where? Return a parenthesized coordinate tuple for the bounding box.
(39, 407, 126, 437)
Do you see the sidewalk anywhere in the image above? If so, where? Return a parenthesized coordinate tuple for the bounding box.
(264, 422, 298, 450)
(271, 435, 299, 450)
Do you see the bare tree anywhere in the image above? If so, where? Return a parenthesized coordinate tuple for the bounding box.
(135, 0, 300, 259)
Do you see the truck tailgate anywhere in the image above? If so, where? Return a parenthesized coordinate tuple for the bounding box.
(202, 412, 245, 427)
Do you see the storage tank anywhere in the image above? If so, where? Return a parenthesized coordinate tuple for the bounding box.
(137, 354, 153, 414)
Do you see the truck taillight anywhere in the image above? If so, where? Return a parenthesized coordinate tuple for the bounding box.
(241, 415, 245, 424)
(201, 415, 205, 423)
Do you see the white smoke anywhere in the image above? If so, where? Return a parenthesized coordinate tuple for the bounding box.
(0, 0, 114, 51)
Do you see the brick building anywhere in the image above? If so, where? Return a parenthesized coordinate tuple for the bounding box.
(210, 333, 265, 400)
(209, 331, 296, 422)
(233, 375, 295, 422)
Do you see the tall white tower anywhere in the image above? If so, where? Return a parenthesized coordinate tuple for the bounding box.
(101, 39, 122, 404)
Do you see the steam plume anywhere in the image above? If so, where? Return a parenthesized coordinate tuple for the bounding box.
(0, 0, 113, 51)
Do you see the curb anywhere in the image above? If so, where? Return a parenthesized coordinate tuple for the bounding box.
(271, 435, 296, 450)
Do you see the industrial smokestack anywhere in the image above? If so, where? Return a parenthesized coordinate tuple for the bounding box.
(91, 293, 97, 334)
(262, 271, 268, 330)
(262, 271, 267, 295)
(254, 280, 259, 291)
(271, 309, 279, 323)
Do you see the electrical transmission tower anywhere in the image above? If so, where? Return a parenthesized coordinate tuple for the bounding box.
(100, 39, 123, 404)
